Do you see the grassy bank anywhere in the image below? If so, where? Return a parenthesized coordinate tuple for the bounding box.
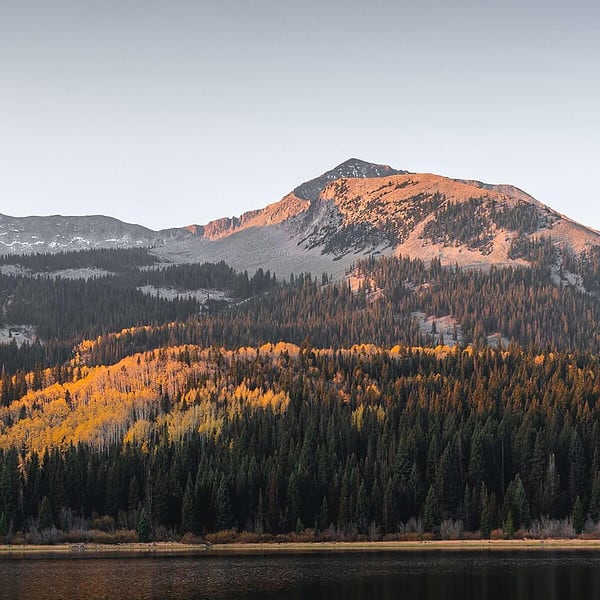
(4, 539, 600, 559)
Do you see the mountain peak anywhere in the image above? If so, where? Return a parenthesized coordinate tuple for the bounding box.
(335, 157, 385, 169)
(293, 158, 408, 202)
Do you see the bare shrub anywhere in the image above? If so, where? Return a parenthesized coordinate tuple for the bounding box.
(24, 528, 43, 545)
(316, 524, 341, 542)
(153, 525, 170, 541)
(59, 508, 73, 531)
(92, 515, 115, 532)
(10, 532, 26, 546)
(368, 521, 381, 541)
(440, 519, 464, 540)
(205, 529, 240, 544)
(40, 527, 64, 544)
(400, 517, 423, 535)
(180, 532, 204, 544)
(113, 529, 137, 543)
(528, 517, 575, 539)
(116, 510, 129, 530)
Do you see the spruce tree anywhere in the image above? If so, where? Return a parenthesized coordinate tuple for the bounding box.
(137, 506, 151, 542)
(590, 472, 600, 523)
(216, 479, 234, 531)
(355, 481, 369, 532)
(542, 454, 560, 518)
(38, 496, 53, 530)
(286, 474, 301, 531)
(503, 511, 515, 539)
(128, 476, 140, 512)
(423, 485, 441, 533)
(480, 487, 492, 539)
(181, 475, 197, 534)
(0, 449, 20, 528)
(0, 512, 7, 537)
(318, 497, 329, 532)
(573, 496, 584, 534)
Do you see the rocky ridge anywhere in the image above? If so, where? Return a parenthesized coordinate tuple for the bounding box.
(2, 158, 599, 278)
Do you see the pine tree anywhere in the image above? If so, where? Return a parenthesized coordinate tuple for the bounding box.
(590, 472, 600, 523)
(355, 481, 369, 533)
(504, 474, 530, 529)
(382, 479, 398, 533)
(480, 486, 492, 539)
(318, 496, 329, 532)
(0, 448, 20, 528)
(216, 478, 234, 531)
(181, 475, 197, 534)
(529, 430, 546, 514)
(569, 433, 586, 503)
(256, 489, 266, 534)
(137, 506, 151, 542)
(286, 473, 301, 531)
(338, 476, 351, 531)
(463, 483, 473, 531)
(423, 485, 441, 533)
(503, 511, 515, 539)
(152, 469, 171, 526)
(105, 463, 120, 518)
(573, 496, 584, 534)
(542, 454, 560, 518)
(514, 476, 530, 528)
(39, 496, 53, 530)
(128, 476, 140, 512)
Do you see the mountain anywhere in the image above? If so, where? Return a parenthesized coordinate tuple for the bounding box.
(4, 161, 600, 544)
(2, 158, 600, 279)
(0, 213, 196, 253)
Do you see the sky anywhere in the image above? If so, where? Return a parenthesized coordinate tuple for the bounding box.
(1, 0, 599, 231)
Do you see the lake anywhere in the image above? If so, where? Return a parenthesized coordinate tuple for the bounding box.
(1, 551, 599, 599)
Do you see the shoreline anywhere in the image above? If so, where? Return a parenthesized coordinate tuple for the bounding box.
(3, 539, 600, 559)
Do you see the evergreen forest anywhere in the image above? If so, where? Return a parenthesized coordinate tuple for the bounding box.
(1, 246, 600, 542)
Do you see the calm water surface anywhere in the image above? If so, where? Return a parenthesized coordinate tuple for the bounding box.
(0, 552, 599, 599)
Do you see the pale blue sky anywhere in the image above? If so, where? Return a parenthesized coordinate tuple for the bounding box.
(1, 0, 599, 230)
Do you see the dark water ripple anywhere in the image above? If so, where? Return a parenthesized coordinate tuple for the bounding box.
(0, 551, 599, 600)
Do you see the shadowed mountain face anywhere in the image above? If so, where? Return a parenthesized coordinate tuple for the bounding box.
(2, 159, 599, 277)
(0, 214, 196, 253)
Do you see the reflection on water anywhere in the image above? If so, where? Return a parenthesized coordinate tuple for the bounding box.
(0, 552, 599, 600)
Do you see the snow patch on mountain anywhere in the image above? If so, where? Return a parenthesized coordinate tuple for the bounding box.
(0, 265, 32, 277)
(0, 325, 37, 347)
(412, 312, 464, 346)
(136, 285, 231, 304)
(0, 264, 112, 280)
(47, 268, 113, 280)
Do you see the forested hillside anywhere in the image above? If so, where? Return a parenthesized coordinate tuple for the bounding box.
(78, 245, 600, 369)
(0, 250, 276, 376)
(1, 343, 599, 540)
(2, 245, 600, 543)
